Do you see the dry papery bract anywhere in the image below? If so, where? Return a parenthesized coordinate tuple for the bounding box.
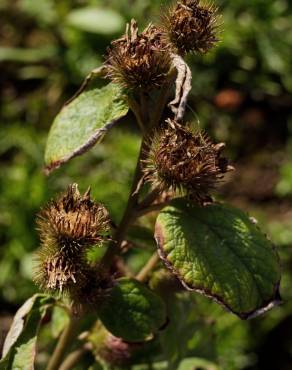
(105, 19, 172, 91)
(143, 119, 233, 203)
(34, 184, 111, 308)
(162, 0, 220, 55)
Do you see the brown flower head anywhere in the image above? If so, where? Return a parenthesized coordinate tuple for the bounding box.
(105, 19, 172, 91)
(34, 184, 110, 295)
(143, 119, 233, 203)
(162, 0, 220, 55)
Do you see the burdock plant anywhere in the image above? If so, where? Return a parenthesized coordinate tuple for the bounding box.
(1, 1, 281, 369)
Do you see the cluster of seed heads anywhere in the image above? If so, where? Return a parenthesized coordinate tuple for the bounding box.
(35, 0, 229, 317)
(106, 0, 219, 91)
(105, 0, 226, 203)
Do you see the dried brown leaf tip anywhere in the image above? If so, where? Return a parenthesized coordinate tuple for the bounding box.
(34, 184, 111, 298)
(162, 0, 220, 55)
(105, 19, 172, 91)
(143, 119, 234, 203)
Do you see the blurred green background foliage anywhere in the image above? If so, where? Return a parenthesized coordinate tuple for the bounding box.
(1, 0, 292, 369)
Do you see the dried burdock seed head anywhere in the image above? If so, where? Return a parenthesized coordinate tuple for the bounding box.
(162, 0, 220, 55)
(143, 119, 234, 203)
(34, 184, 111, 295)
(105, 19, 172, 91)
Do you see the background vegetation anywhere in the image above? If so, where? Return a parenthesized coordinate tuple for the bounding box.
(1, 0, 292, 369)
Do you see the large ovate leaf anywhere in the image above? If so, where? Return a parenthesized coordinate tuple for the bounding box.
(98, 278, 166, 342)
(155, 199, 281, 319)
(45, 82, 129, 173)
(0, 294, 54, 370)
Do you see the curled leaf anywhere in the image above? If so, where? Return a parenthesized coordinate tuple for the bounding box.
(168, 54, 192, 121)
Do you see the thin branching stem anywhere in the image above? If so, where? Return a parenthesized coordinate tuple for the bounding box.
(137, 187, 160, 210)
(46, 315, 81, 370)
(59, 348, 87, 370)
(136, 252, 160, 282)
(135, 202, 170, 219)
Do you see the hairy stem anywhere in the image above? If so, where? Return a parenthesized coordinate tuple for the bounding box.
(136, 252, 160, 282)
(46, 315, 80, 370)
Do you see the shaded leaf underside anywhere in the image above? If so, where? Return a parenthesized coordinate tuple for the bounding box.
(98, 278, 166, 342)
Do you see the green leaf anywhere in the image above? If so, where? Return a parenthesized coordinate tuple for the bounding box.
(66, 7, 125, 35)
(0, 294, 54, 370)
(98, 278, 166, 342)
(155, 199, 281, 319)
(45, 82, 129, 173)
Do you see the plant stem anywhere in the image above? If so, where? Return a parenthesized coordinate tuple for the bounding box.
(59, 348, 87, 370)
(139, 91, 149, 125)
(137, 188, 160, 211)
(101, 82, 172, 269)
(101, 137, 146, 268)
(149, 73, 176, 128)
(46, 315, 80, 370)
(128, 97, 145, 134)
(136, 252, 160, 282)
(135, 202, 169, 219)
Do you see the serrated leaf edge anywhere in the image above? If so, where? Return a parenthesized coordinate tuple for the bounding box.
(155, 220, 282, 320)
